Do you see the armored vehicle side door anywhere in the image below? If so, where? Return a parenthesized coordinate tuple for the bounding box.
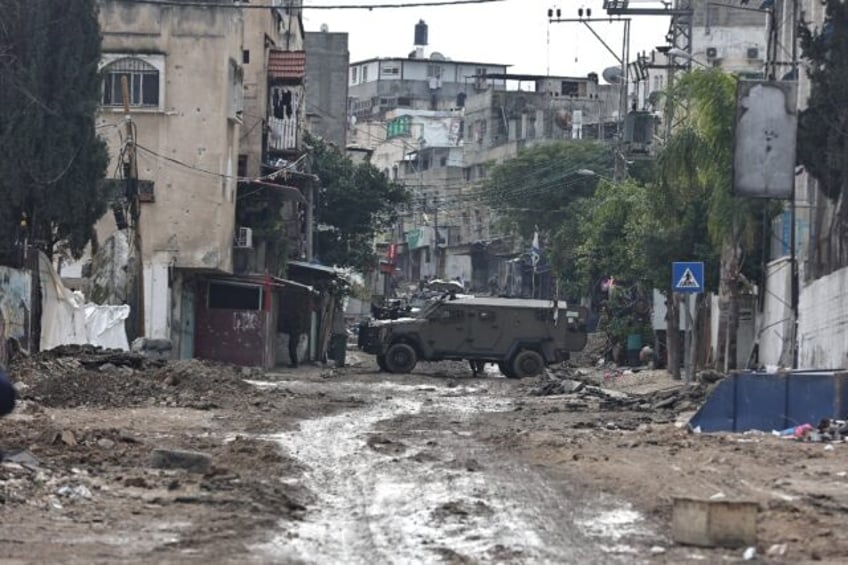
(467, 308, 503, 351)
(425, 305, 469, 355)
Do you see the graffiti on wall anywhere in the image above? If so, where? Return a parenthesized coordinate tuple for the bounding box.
(0, 266, 31, 350)
(233, 311, 261, 333)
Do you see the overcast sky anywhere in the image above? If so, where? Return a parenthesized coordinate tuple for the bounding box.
(304, 0, 671, 81)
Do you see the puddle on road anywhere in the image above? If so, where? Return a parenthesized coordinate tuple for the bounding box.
(254, 380, 659, 564)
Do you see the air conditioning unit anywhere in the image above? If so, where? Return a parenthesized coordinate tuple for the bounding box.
(747, 47, 760, 60)
(705, 47, 718, 59)
(234, 226, 253, 249)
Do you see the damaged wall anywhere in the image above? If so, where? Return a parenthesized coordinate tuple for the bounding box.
(194, 281, 275, 367)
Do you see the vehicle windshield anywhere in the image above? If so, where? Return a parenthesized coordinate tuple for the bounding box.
(416, 295, 446, 318)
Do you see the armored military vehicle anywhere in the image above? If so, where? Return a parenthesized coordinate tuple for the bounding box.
(357, 296, 588, 378)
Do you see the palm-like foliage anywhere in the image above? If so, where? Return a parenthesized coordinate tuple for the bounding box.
(654, 69, 778, 370)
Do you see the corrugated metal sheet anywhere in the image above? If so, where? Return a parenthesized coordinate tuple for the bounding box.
(269, 50, 305, 81)
(689, 371, 848, 432)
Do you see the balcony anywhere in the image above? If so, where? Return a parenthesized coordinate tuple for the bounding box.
(268, 116, 298, 152)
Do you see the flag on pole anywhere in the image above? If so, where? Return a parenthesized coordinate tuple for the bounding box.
(530, 229, 542, 274)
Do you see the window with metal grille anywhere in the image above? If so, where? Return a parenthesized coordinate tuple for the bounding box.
(102, 57, 160, 107)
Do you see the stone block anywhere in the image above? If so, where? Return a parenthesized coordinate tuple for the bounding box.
(149, 449, 211, 474)
(672, 497, 758, 548)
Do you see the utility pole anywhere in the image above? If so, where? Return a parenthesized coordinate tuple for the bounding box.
(548, 9, 630, 180)
(306, 184, 314, 262)
(121, 77, 145, 340)
(433, 195, 440, 278)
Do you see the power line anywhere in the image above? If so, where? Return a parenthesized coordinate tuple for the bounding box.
(123, 0, 504, 9)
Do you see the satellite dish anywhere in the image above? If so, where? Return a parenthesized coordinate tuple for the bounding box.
(320, 23, 329, 32)
(602, 66, 623, 84)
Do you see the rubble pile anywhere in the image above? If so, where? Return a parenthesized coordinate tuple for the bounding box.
(11, 347, 265, 410)
(568, 333, 608, 367)
(528, 370, 710, 415)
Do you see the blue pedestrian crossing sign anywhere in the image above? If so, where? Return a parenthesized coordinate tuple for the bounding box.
(672, 262, 704, 293)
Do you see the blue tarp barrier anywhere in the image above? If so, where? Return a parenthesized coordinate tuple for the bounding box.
(688, 370, 848, 433)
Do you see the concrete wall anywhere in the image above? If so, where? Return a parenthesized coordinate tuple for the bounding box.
(692, 26, 767, 75)
(759, 258, 792, 367)
(305, 31, 350, 148)
(443, 252, 472, 285)
(799, 266, 848, 370)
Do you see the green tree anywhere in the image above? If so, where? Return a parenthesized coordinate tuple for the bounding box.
(307, 134, 410, 271)
(481, 141, 614, 295)
(575, 178, 659, 289)
(0, 0, 109, 264)
(653, 69, 775, 373)
(798, 4, 848, 270)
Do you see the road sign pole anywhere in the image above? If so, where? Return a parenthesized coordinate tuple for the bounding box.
(672, 262, 704, 384)
(684, 293, 694, 384)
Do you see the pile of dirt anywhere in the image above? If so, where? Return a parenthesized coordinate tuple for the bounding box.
(11, 347, 266, 410)
(568, 332, 608, 367)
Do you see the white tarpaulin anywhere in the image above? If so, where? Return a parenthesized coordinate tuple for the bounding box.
(39, 252, 130, 351)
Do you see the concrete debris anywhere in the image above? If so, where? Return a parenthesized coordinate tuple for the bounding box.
(743, 546, 757, 560)
(131, 338, 174, 361)
(528, 371, 709, 415)
(59, 430, 77, 447)
(149, 449, 212, 474)
(1, 449, 41, 468)
(57, 484, 93, 500)
(767, 543, 788, 557)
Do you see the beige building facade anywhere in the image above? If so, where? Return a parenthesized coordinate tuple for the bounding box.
(95, 0, 244, 349)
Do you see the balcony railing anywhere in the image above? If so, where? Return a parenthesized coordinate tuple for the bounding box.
(268, 116, 297, 151)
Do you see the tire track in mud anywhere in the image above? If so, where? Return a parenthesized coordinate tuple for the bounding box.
(257, 381, 660, 564)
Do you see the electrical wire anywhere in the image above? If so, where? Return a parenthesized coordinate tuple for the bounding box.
(123, 0, 504, 9)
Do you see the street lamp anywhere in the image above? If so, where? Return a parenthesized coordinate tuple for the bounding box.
(666, 47, 710, 69)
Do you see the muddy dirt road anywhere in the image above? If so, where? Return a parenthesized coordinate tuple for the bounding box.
(2, 347, 847, 563)
(255, 377, 659, 563)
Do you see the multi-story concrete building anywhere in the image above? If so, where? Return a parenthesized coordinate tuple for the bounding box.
(352, 21, 621, 295)
(95, 0, 245, 355)
(241, 3, 305, 178)
(237, 0, 307, 276)
(85, 0, 324, 368)
(633, 0, 768, 115)
(305, 28, 350, 148)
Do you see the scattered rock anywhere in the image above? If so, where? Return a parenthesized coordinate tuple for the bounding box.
(767, 543, 788, 557)
(97, 438, 116, 450)
(123, 477, 148, 488)
(149, 449, 212, 474)
(60, 430, 77, 447)
(57, 484, 93, 500)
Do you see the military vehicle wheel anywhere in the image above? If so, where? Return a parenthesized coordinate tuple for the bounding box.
(498, 361, 517, 379)
(511, 350, 545, 378)
(384, 343, 418, 373)
(376, 355, 388, 372)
